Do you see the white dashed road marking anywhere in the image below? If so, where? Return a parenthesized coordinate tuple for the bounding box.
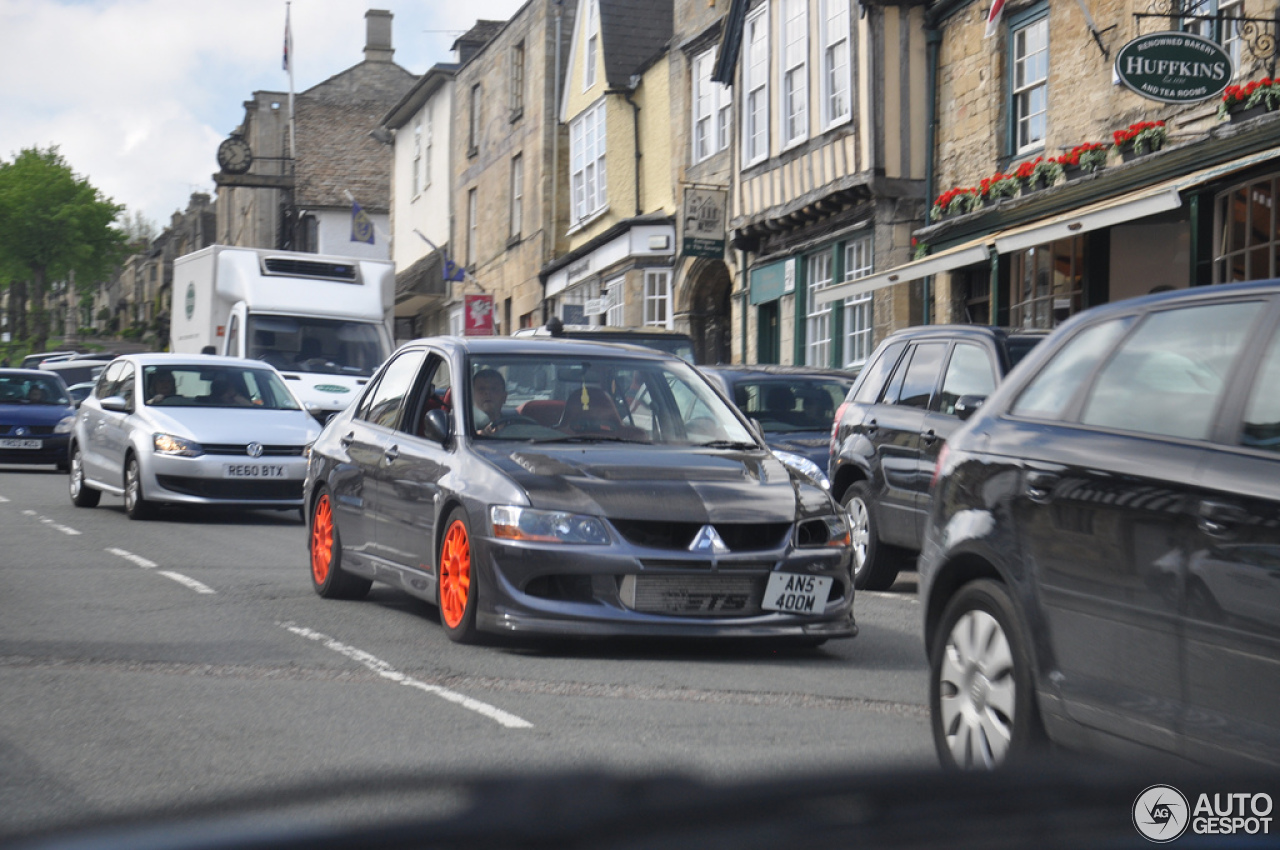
(280, 622, 534, 730)
(106, 547, 215, 594)
(20, 509, 80, 536)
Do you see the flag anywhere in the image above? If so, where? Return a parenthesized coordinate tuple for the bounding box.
(443, 256, 466, 282)
(283, 4, 292, 71)
(351, 201, 374, 244)
(984, 0, 1006, 37)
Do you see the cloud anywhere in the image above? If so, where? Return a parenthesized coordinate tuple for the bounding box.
(0, 0, 526, 226)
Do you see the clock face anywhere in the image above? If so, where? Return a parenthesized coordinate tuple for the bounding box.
(217, 137, 253, 174)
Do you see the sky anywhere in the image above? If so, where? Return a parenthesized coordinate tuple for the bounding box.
(0, 0, 528, 230)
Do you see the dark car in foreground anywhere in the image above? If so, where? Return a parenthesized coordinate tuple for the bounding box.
(921, 280, 1280, 770)
(700, 364, 855, 481)
(304, 337, 856, 644)
(0, 369, 76, 469)
(830, 325, 1047, 590)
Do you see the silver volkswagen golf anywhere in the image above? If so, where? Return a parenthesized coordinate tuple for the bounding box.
(68, 354, 321, 519)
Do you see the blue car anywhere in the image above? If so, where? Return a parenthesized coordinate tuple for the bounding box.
(0, 369, 76, 469)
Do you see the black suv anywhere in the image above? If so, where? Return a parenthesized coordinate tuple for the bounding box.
(829, 325, 1046, 590)
(922, 280, 1280, 769)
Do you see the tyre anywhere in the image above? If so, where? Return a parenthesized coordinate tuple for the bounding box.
(841, 481, 904, 591)
(929, 579, 1044, 770)
(123, 454, 154, 520)
(309, 489, 371, 600)
(68, 443, 100, 508)
(437, 507, 480, 643)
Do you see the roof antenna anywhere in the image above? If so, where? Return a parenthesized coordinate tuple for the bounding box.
(546, 316, 565, 337)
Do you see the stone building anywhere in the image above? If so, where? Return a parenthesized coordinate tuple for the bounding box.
(714, 0, 931, 369)
(538, 0, 679, 342)
(816, 0, 1280, 330)
(214, 9, 415, 260)
(453, 4, 577, 337)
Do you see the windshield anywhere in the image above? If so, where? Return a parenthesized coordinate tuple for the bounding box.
(0, 373, 69, 405)
(142, 365, 301, 410)
(246, 315, 386, 378)
(467, 353, 757, 446)
(726, 377, 851, 433)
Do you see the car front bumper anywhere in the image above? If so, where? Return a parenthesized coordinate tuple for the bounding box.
(473, 535, 858, 640)
(142, 452, 310, 508)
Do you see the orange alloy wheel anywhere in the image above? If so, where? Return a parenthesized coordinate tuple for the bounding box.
(311, 495, 334, 585)
(440, 519, 471, 628)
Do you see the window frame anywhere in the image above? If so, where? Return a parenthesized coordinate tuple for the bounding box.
(742, 2, 771, 167)
(570, 100, 608, 226)
(1008, 6, 1048, 157)
(468, 83, 482, 156)
(820, 0, 852, 131)
(692, 47, 732, 164)
(842, 235, 874, 368)
(583, 0, 598, 91)
(510, 41, 525, 119)
(509, 153, 524, 242)
(805, 251, 833, 367)
(644, 269, 673, 329)
(780, 0, 810, 150)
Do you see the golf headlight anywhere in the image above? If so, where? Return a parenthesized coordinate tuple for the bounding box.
(490, 505, 610, 544)
(773, 450, 831, 490)
(54, 415, 75, 434)
(153, 433, 204, 457)
(796, 514, 851, 548)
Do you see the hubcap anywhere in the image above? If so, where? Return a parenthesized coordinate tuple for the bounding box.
(937, 609, 1016, 768)
(439, 520, 471, 629)
(70, 451, 82, 497)
(125, 462, 138, 510)
(846, 496, 870, 575)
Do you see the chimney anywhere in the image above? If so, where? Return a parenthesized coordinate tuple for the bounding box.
(365, 9, 393, 63)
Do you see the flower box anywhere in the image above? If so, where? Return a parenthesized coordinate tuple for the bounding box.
(1112, 121, 1166, 162)
(1218, 77, 1280, 121)
(1228, 104, 1272, 123)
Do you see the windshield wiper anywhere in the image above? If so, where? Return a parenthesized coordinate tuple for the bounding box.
(693, 440, 759, 450)
(533, 435, 645, 444)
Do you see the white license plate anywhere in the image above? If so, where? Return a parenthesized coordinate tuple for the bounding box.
(762, 572, 833, 614)
(0, 439, 42, 449)
(223, 463, 286, 478)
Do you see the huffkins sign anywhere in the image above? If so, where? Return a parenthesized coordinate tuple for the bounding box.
(1115, 32, 1233, 104)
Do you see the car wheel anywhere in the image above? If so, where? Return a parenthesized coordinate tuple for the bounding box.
(68, 443, 100, 508)
(841, 481, 903, 591)
(930, 579, 1044, 770)
(309, 489, 371, 600)
(438, 507, 480, 644)
(123, 454, 153, 520)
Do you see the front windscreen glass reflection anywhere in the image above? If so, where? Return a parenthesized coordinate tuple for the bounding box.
(466, 354, 758, 446)
(246, 315, 386, 377)
(0, 373, 69, 405)
(142, 365, 301, 410)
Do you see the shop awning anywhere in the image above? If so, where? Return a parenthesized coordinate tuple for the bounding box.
(993, 186, 1183, 255)
(814, 238, 990, 307)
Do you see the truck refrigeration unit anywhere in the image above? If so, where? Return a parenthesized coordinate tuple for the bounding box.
(171, 245, 396, 422)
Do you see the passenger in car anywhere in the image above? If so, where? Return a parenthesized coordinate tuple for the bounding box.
(472, 368, 508, 434)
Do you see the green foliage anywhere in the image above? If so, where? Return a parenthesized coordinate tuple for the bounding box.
(0, 146, 129, 348)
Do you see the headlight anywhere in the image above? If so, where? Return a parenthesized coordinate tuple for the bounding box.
(54, 415, 75, 434)
(773, 450, 831, 490)
(490, 505, 610, 545)
(153, 433, 204, 457)
(796, 514, 851, 548)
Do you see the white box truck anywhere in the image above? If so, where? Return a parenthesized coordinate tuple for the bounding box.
(171, 245, 395, 421)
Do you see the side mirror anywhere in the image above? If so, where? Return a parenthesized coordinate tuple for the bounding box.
(422, 408, 451, 443)
(954, 394, 986, 421)
(749, 417, 767, 442)
(101, 396, 130, 413)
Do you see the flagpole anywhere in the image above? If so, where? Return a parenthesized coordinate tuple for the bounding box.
(285, 1, 295, 160)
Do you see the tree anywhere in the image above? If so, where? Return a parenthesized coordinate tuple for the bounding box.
(0, 147, 129, 352)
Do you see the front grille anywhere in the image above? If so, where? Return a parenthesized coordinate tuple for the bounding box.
(625, 575, 765, 616)
(156, 476, 302, 500)
(262, 257, 358, 281)
(201, 444, 306, 457)
(0, 425, 55, 436)
(638, 559, 776, 572)
(612, 520, 790, 551)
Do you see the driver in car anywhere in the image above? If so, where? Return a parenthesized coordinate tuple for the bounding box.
(472, 368, 509, 435)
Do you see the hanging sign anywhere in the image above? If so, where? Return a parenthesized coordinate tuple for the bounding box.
(464, 294, 495, 336)
(1114, 32, 1232, 104)
(682, 188, 727, 259)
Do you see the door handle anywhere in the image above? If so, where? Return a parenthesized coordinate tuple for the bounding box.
(384, 445, 400, 464)
(921, 429, 938, 445)
(865, 418, 878, 436)
(1198, 500, 1247, 536)
(1025, 470, 1059, 503)
(339, 431, 355, 448)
